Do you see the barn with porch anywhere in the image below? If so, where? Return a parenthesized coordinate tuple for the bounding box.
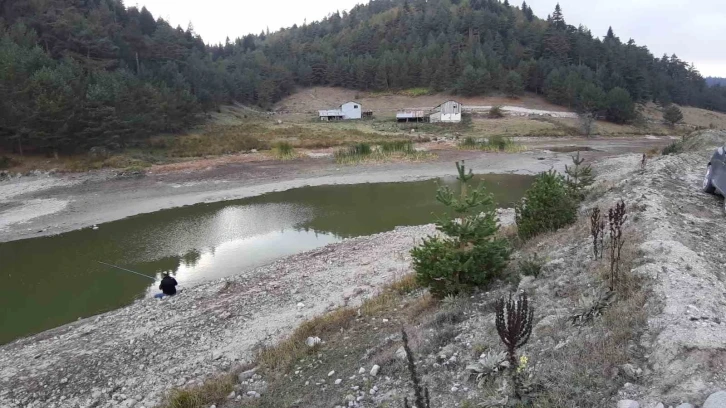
(429, 100, 462, 123)
(318, 101, 363, 121)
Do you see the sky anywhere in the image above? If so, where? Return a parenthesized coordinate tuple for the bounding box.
(137, 0, 726, 77)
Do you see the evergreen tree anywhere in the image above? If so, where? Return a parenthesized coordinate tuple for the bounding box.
(503, 71, 524, 97)
(663, 104, 684, 126)
(578, 83, 607, 114)
(605, 87, 636, 124)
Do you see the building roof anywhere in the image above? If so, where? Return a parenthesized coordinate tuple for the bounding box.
(434, 100, 461, 108)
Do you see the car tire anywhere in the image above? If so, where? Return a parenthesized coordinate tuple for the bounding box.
(703, 165, 716, 194)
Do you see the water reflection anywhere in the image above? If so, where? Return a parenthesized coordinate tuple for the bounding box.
(0, 174, 533, 344)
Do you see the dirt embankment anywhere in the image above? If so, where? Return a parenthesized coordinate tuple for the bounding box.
(0, 134, 717, 408)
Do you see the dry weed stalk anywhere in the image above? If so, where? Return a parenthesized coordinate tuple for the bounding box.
(495, 292, 534, 399)
(608, 200, 627, 291)
(590, 207, 605, 259)
(402, 329, 430, 408)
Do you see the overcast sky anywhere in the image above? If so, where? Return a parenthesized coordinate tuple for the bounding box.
(137, 0, 726, 77)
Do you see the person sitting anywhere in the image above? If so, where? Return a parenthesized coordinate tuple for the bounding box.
(155, 273, 178, 298)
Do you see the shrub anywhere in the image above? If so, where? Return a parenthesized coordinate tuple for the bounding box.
(459, 136, 522, 152)
(272, 141, 295, 159)
(0, 156, 15, 169)
(334, 142, 372, 163)
(380, 140, 414, 153)
(515, 170, 577, 240)
(460, 137, 479, 149)
(661, 141, 682, 155)
(519, 253, 544, 278)
(489, 135, 511, 151)
(663, 104, 684, 127)
(489, 106, 505, 118)
(411, 161, 510, 297)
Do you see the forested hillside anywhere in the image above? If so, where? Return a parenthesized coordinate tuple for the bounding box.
(706, 77, 726, 87)
(2, 0, 726, 154)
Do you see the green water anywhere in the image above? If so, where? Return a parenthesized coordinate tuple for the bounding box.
(0, 174, 533, 344)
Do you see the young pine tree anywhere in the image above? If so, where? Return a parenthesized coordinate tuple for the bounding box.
(411, 161, 510, 297)
(564, 151, 595, 200)
(663, 104, 684, 127)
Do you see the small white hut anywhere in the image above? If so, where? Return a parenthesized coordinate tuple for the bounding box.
(429, 100, 462, 123)
(318, 101, 362, 121)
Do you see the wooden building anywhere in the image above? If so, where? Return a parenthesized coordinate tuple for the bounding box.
(318, 101, 362, 121)
(429, 100, 462, 123)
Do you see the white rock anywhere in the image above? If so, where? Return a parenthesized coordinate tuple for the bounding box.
(358, 367, 366, 374)
(704, 391, 726, 408)
(369, 388, 376, 395)
(297, 302, 305, 309)
(328, 370, 335, 377)
(335, 379, 342, 385)
(370, 365, 380, 376)
(617, 400, 639, 408)
(226, 391, 235, 399)
(306, 337, 322, 347)
(675, 403, 694, 408)
(451, 386, 459, 392)
(395, 346, 407, 360)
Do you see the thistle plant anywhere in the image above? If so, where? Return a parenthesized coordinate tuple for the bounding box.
(495, 292, 534, 399)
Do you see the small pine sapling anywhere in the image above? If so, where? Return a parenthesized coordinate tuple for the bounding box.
(607, 200, 627, 291)
(640, 153, 647, 172)
(402, 329, 430, 408)
(564, 151, 595, 200)
(495, 292, 534, 399)
(411, 161, 510, 297)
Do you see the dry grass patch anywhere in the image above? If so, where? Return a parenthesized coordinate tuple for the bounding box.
(470, 116, 569, 137)
(256, 276, 426, 375)
(158, 374, 235, 408)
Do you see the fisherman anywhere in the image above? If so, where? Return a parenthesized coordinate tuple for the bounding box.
(156, 272, 178, 298)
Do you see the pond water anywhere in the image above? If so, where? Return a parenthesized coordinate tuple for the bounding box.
(0, 174, 533, 344)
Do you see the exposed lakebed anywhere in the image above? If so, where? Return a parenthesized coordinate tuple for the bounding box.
(0, 174, 532, 344)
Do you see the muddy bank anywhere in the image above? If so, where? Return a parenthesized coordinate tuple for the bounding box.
(0, 150, 554, 243)
(0, 138, 669, 244)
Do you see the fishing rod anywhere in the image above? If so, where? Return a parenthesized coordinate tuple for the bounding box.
(96, 261, 156, 281)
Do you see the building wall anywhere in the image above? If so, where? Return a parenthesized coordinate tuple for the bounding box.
(429, 111, 460, 123)
(341, 102, 362, 119)
(439, 100, 462, 115)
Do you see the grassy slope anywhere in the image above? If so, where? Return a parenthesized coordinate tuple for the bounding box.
(4, 88, 726, 174)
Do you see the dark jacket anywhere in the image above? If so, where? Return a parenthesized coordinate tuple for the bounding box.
(159, 276, 178, 295)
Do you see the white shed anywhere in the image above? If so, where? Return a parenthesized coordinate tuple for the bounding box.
(429, 100, 462, 123)
(319, 101, 362, 120)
